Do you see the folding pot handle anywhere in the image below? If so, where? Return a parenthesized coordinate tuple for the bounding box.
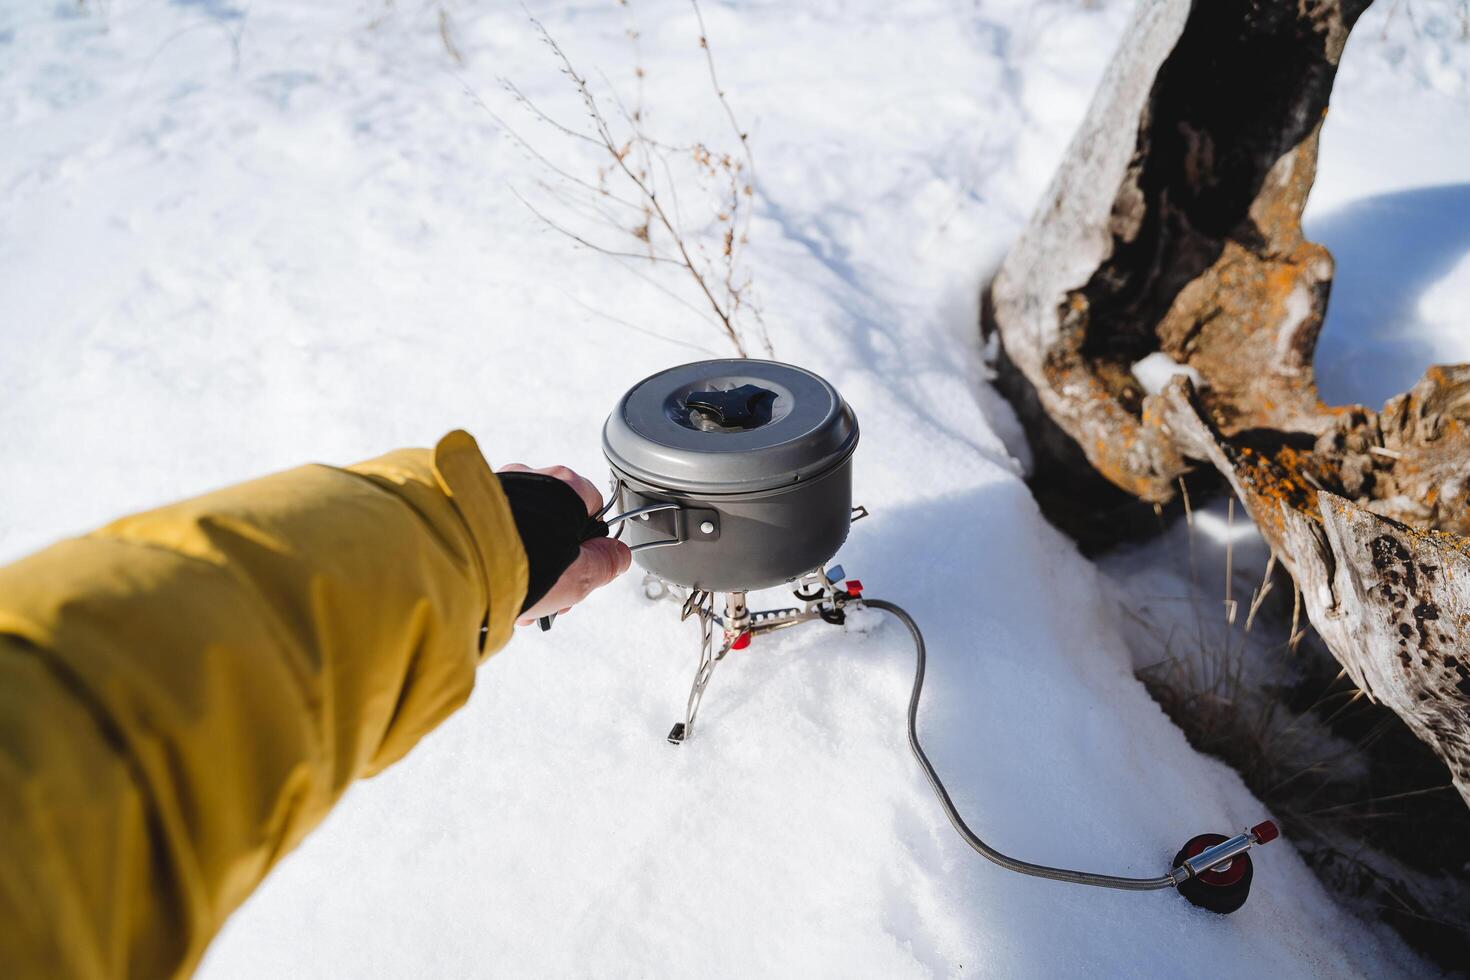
(537, 493, 697, 632)
(539, 498, 684, 631)
(599, 501, 681, 553)
(604, 501, 683, 527)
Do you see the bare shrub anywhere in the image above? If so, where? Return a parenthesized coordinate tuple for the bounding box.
(476, 0, 769, 358)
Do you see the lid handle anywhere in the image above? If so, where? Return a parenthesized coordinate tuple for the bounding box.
(685, 384, 775, 430)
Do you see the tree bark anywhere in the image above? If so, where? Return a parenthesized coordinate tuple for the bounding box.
(986, 0, 1470, 806)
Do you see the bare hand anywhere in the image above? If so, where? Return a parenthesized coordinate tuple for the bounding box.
(497, 464, 633, 625)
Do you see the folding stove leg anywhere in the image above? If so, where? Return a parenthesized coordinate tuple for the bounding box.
(667, 592, 743, 744)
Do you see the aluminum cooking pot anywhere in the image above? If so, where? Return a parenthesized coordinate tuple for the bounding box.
(602, 359, 859, 592)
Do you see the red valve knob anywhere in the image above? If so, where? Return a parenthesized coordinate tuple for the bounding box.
(731, 632, 752, 650)
(1251, 820, 1279, 844)
(844, 579, 864, 596)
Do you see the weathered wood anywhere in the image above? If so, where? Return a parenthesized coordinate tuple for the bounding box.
(1316, 366, 1470, 536)
(1159, 376, 1470, 802)
(986, 0, 1470, 806)
(990, 0, 1370, 500)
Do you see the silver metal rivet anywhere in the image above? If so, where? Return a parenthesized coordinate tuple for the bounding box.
(639, 513, 650, 521)
(700, 520, 715, 534)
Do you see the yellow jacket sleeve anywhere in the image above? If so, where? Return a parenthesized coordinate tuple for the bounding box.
(0, 430, 528, 979)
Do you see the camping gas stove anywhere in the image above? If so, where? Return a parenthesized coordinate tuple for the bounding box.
(557, 358, 1282, 915)
(594, 358, 870, 741)
(638, 561, 866, 744)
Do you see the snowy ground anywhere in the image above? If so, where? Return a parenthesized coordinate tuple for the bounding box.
(1306, 2, 1470, 407)
(2, 1, 1467, 977)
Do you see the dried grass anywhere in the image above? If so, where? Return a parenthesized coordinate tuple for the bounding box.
(1131, 504, 1470, 961)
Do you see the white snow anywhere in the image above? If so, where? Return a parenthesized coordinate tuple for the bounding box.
(1, 1, 1461, 977)
(1131, 350, 1204, 396)
(1304, 4, 1470, 408)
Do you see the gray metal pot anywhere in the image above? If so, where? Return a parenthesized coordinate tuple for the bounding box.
(602, 359, 859, 592)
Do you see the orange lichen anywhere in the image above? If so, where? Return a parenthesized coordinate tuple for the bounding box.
(1266, 264, 1299, 299)
(1221, 440, 1324, 534)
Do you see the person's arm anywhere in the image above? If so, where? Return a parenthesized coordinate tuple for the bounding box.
(0, 430, 619, 978)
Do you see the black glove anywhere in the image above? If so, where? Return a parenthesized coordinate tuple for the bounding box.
(496, 473, 608, 613)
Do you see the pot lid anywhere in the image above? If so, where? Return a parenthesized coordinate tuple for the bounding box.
(602, 359, 858, 494)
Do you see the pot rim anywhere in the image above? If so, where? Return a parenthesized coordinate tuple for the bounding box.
(607, 444, 856, 502)
(602, 358, 859, 495)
